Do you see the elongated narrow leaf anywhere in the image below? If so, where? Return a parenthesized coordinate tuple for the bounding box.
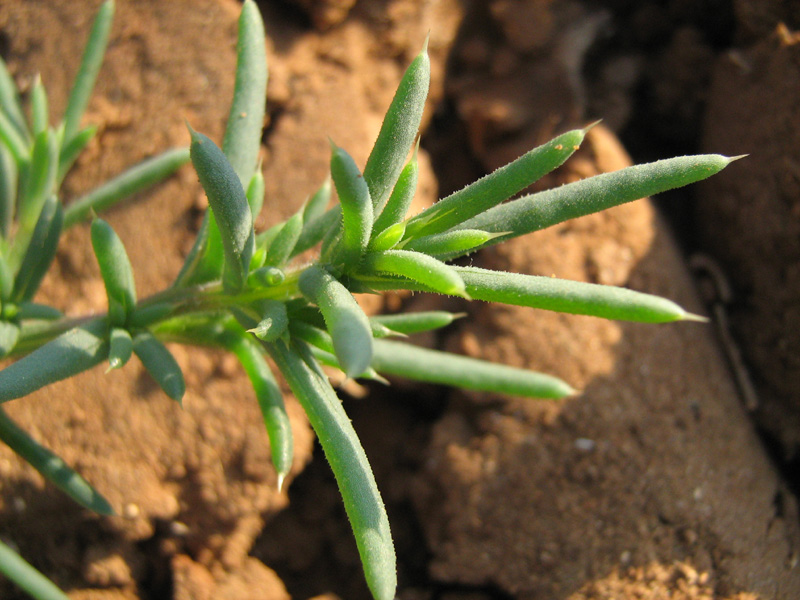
(405, 127, 586, 238)
(230, 335, 292, 484)
(91, 217, 136, 326)
(0, 539, 70, 600)
(293, 205, 340, 257)
(132, 331, 185, 403)
(222, 0, 268, 186)
(152, 313, 294, 482)
(16, 302, 63, 321)
(368, 221, 406, 253)
(249, 298, 289, 342)
(30, 75, 49, 135)
(171, 209, 225, 288)
(0, 144, 18, 238)
(307, 344, 388, 384)
(189, 127, 254, 291)
(0, 321, 19, 358)
(0, 251, 14, 301)
(0, 406, 113, 514)
(329, 142, 373, 267)
(266, 211, 302, 267)
(303, 177, 331, 226)
(457, 266, 698, 322)
(266, 338, 396, 600)
(401, 229, 497, 257)
(298, 264, 373, 378)
(64, 147, 190, 227)
(0, 109, 29, 165)
(18, 128, 58, 231)
(372, 339, 575, 399)
(0, 56, 29, 144)
(13, 194, 63, 303)
(0, 319, 108, 403)
(370, 310, 463, 335)
(107, 326, 132, 370)
(289, 321, 385, 381)
(454, 154, 737, 253)
(246, 168, 265, 219)
(62, 0, 114, 145)
(361, 249, 467, 298)
(57, 124, 96, 183)
(289, 319, 335, 354)
(363, 40, 429, 208)
(372, 147, 418, 235)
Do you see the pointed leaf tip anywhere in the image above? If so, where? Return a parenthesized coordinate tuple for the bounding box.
(681, 312, 710, 323)
(583, 119, 603, 133)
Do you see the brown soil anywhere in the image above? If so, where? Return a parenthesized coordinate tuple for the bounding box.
(0, 1, 798, 599)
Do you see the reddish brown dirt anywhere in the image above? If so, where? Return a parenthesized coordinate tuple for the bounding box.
(0, 1, 799, 599)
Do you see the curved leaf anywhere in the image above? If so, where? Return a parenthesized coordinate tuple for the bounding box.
(298, 264, 372, 378)
(372, 339, 575, 399)
(0, 406, 113, 515)
(267, 338, 395, 600)
(189, 127, 254, 291)
(222, 0, 268, 186)
(0, 319, 108, 403)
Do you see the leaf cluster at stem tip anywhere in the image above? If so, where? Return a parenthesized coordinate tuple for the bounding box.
(0, 2, 739, 600)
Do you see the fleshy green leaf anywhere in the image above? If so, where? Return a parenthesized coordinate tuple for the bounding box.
(171, 209, 225, 288)
(456, 266, 700, 323)
(91, 217, 136, 326)
(62, 0, 115, 145)
(360, 249, 468, 298)
(132, 330, 185, 403)
(266, 211, 303, 268)
(329, 142, 373, 269)
(369, 310, 464, 335)
(64, 147, 190, 228)
(293, 205, 340, 257)
(401, 229, 499, 257)
(0, 406, 113, 515)
(302, 177, 332, 226)
(30, 74, 49, 136)
(0, 539, 71, 600)
(298, 264, 373, 378)
(0, 319, 108, 403)
(0, 144, 18, 237)
(0, 320, 20, 358)
(0, 56, 29, 144)
(404, 127, 586, 239)
(372, 339, 575, 399)
(248, 299, 289, 342)
(229, 334, 292, 485)
(372, 148, 418, 236)
(0, 108, 29, 166)
(368, 221, 406, 253)
(222, 0, 268, 186)
(57, 124, 96, 183)
(189, 127, 254, 292)
(17, 128, 58, 232)
(363, 40, 429, 209)
(248, 265, 285, 287)
(12, 194, 63, 303)
(153, 314, 293, 487)
(107, 326, 132, 370)
(266, 338, 396, 600)
(453, 154, 738, 254)
(16, 302, 63, 321)
(246, 168, 265, 219)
